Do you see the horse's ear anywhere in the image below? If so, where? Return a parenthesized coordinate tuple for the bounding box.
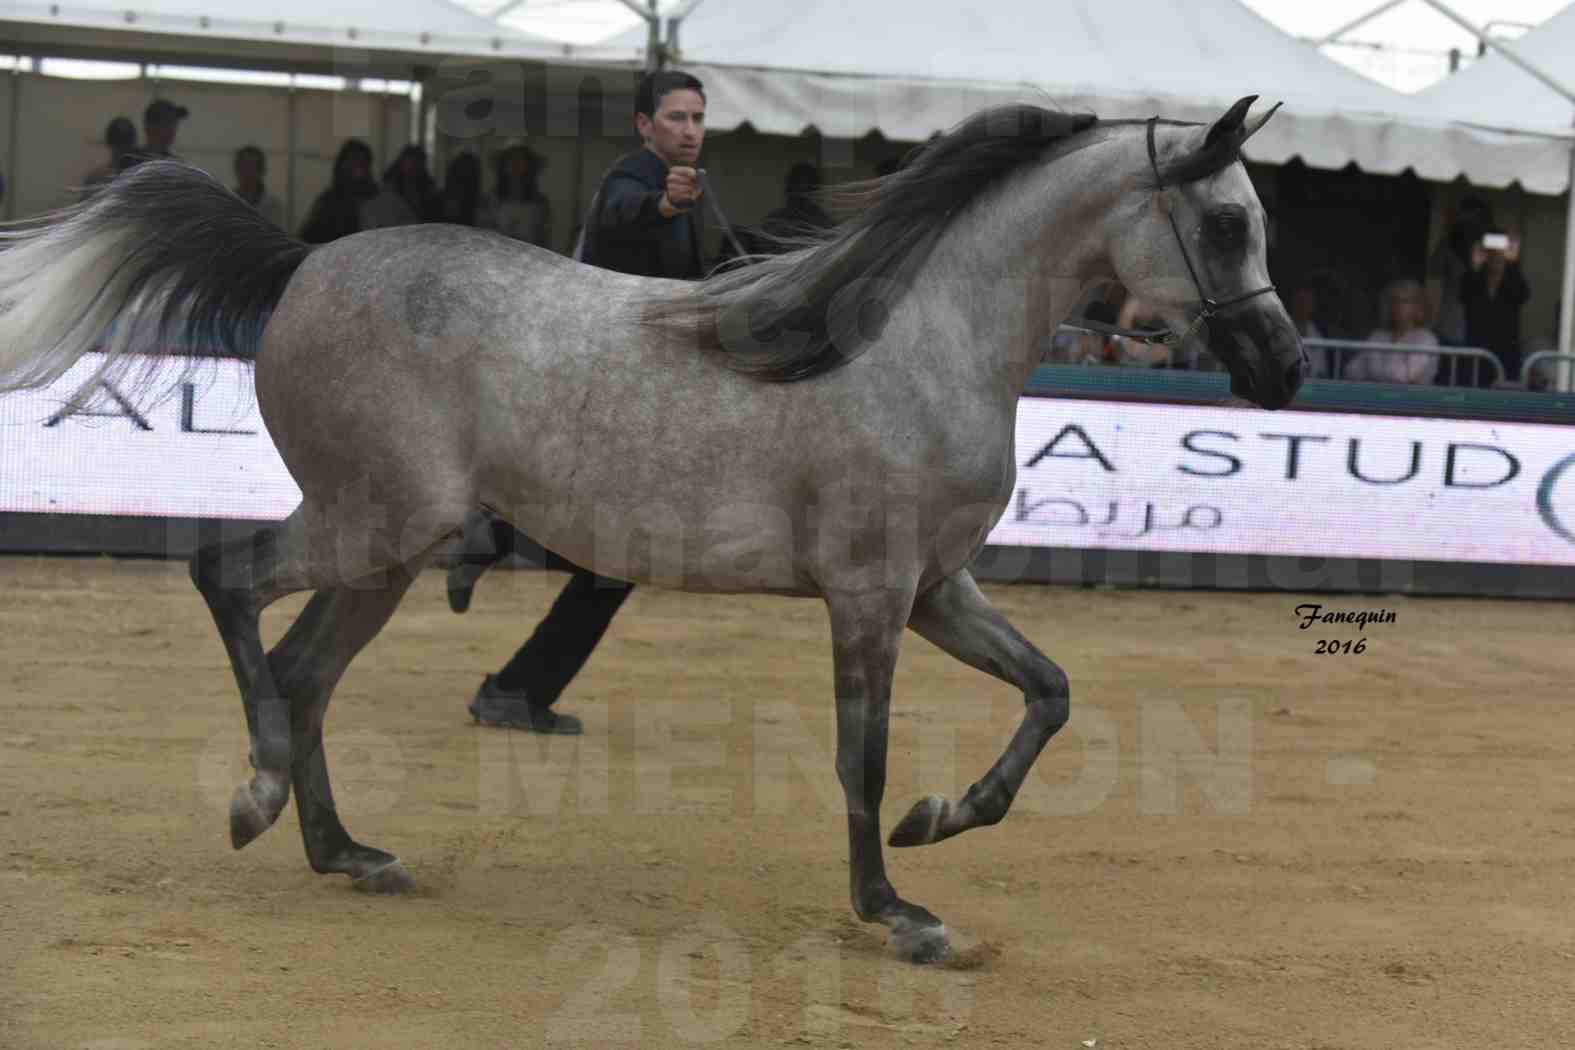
(1204, 95, 1258, 150)
(1240, 100, 1282, 147)
(1159, 97, 1281, 185)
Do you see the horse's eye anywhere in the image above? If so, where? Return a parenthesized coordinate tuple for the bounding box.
(1204, 206, 1247, 248)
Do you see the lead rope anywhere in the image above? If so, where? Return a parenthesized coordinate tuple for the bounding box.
(697, 169, 748, 261)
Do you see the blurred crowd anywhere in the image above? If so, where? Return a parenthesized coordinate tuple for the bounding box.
(1053, 194, 1556, 391)
(80, 98, 557, 253)
(82, 98, 1561, 392)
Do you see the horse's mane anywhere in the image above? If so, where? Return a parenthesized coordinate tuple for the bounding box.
(642, 104, 1113, 383)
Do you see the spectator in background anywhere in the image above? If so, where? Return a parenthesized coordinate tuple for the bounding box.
(440, 151, 482, 227)
(121, 98, 187, 170)
(1289, 281, 1332, 378)
(1106, 294, 1172, 368)
(1304, 267, 1363, 342)
(1526, 302, 1563, 391)
(1345, 278, 1437, 384)
(233, 145, 285, 230)
(1427, 195, 1493, 346)
(1461, 229, 1530, 385)
(361, 145, 442, 230)
(753, 162, 835, 249)
(1048, 281, 1116, 365)
(299, 138, 377, 244)
(80, 116, 137, 199)
(477, 143, 552, 248)
(1523, 332, 1558, 392)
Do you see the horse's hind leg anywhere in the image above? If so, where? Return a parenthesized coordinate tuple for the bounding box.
(191, 521, 313, 849)
(190, 501, 407, 850)
(267, 567, 421, 893)
(889, 568, 1070, 848)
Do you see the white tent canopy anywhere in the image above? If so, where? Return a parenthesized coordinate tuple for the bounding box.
(1416, 0, 1575, 133)
(1411, 0, 1575, 373)
(4, 0, 1568, 190)
(1412, 0, 1575, 192)
(0, 0, 576, 65)
(582, 0, 1570, 190)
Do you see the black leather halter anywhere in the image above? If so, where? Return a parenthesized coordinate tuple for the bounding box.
(1072, 118, 1277, 347)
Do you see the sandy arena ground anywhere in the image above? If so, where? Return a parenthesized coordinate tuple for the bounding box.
(2, 556, 1574, 1049)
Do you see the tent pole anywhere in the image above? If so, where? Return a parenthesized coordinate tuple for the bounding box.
(647, 0, 661, 71)
(1417, 0, 1575, 106)
(662, 0, 706, 67)
(5, 63, 18, 222)
(1560, 132, 1575, 391)
(609, 0, 661, 70)
(285, 81, 297, 233)
(1316, 0, 1407, 46)
(572, 126, 585, 256)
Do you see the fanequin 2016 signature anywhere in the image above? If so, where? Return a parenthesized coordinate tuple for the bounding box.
(1294, 603, 1397, 655)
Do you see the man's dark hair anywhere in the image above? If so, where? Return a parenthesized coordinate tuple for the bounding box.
(494, 143, 545, 202)
(331, 138, 375, 193)
(785, 162, 820, 200)
(143, 98, 188, 129)
(105, 117, 136, 152)
(635, 71, 705, 118)
(234, 144, 266, 175)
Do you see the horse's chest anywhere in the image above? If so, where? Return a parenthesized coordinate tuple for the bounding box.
(935, 423, 1017, 508)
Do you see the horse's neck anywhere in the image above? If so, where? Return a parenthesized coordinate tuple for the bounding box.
(907, 154, 1118, 398)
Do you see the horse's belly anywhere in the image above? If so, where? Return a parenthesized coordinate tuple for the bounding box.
(502, 495, 811, 595)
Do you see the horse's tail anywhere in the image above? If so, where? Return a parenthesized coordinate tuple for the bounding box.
(0, 159, 311, 398)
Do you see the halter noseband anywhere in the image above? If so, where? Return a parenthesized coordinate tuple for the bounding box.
(1071, 118, 1277, 347)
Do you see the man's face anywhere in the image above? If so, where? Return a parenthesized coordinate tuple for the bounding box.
(146, 120, 177, 152)
(235, 153, 262, 185)
(637, 88, 705, 168)
(1291, 287, 1316, 322)
(1391, 294, 1423, 329)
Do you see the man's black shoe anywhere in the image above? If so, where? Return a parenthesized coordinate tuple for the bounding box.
(466, 675, 583, 735)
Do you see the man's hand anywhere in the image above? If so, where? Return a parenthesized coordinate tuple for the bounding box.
(659, 166, 703, 217)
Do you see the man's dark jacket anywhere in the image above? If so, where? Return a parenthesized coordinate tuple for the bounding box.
(579, 148, 705, 279)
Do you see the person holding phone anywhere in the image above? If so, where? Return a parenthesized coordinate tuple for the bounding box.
(1462, 228, 1530, 385)
(1426, 196, 1493, 347)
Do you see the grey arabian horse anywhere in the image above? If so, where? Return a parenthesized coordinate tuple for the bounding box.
(0, 96, 1300, 963)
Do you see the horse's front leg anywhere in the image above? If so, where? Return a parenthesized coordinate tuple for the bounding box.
(889, 567, 1070, 847)
(824, 584, 950, 964)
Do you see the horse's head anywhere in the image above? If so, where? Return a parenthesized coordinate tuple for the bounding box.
(1106, 96, 1303, 409)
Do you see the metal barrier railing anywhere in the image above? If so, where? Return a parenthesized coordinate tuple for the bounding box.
(1522, 351, 1575, 392)
(1049, 329, 1507, 388)
(1051, 323, 1211, 369)
(1303, 338, 1503, 388)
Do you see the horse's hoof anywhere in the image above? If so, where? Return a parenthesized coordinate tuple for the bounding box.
(351, 859, 415, 895)
(228, 774, 288, 850)
(888, 917, 952, 965)
(889, 794, 951, 848)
